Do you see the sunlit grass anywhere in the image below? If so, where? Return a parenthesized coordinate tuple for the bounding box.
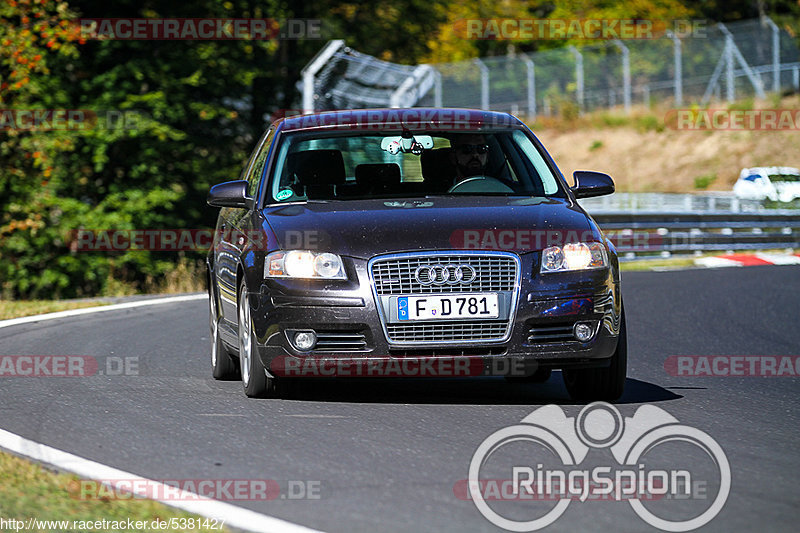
(0, 300, 110, 320)
(0, 451, 229, 532)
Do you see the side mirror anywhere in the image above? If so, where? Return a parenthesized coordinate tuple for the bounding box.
(571, 171, 615, 199)
(207, 180, 252, 208)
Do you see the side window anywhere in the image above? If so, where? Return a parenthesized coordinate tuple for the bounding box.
(512, 129, 559, 195)
(246, 128, 275, 197)
(239, 133, 264, 181)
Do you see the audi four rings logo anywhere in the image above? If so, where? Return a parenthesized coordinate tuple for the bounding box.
(414, 264, 477, 285)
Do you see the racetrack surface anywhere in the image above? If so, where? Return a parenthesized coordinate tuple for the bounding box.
(1, 266, 798, 532)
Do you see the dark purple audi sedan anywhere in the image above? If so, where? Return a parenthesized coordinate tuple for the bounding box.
(207, 108, 625, 400)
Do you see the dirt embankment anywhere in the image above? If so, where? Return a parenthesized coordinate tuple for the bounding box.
(530, 97, 800, 192)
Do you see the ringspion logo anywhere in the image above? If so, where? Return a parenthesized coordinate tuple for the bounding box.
(464, 403, 730, 531)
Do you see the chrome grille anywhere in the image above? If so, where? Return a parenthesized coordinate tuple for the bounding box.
(527, 323, 576, 344)
(371, 255, 517, 295)
(387, 320, 508, 342)
(314, 332, 367, 351)
(370, 252, 520, 345)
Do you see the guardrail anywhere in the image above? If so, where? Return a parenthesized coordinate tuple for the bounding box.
(580, 192, 777, 213)
(586, 207, 800, 260)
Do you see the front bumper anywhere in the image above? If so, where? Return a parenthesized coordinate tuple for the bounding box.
(249, 253, 621, 377)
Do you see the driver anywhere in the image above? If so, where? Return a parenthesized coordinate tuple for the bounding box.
(449, 134, 490, 185)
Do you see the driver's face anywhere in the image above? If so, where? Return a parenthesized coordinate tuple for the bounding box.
(452, 135, 488, 177)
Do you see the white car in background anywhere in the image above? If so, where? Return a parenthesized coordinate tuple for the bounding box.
(733, 166, 800, 202)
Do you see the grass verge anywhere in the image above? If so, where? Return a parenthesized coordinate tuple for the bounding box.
(0, 300, 111, 321)
(0, 451, 230, 532)
(619, 257, 702, 271)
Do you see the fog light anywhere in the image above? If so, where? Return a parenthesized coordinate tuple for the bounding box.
(293, 331, 317, 351)
(573, 322, 595, 342)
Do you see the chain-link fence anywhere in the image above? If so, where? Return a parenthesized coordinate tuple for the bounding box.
(303, 17, 800, 117)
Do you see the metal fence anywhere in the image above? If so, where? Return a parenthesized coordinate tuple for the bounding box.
(303, 17, 800, 117)
(579, 192, 786, 213)
(592, 211, 800, 259)
(418, 18, 799, 116)
(580, 193, 800, 259)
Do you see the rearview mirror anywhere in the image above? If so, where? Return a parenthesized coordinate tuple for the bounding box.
(571, 171, 615, 199)
(381, 134, 434, 155)
(207, 180, 252, 208)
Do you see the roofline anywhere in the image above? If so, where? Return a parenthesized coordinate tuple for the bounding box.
(277, 108, 526, 133)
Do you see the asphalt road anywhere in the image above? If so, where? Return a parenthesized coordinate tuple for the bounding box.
(0, 266, 798, 532)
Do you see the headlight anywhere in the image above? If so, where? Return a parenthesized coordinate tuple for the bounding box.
(265, 250, 346, 279)
(540, 242, 607, 273)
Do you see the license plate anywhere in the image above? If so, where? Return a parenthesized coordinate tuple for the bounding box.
(397, 294, 499, 321)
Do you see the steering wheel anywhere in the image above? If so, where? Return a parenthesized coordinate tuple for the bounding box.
(447, 176, 515, 194)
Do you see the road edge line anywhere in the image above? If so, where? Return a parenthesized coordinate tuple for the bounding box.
(0, 427, 324, 533)
(0, 294, 208, 330)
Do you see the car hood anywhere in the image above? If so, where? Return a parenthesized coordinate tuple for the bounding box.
(262, 196, 598, 259)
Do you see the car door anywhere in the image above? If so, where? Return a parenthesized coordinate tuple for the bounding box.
(216, 126, 276, 329)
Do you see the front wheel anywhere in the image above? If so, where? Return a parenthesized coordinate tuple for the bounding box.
(237, 280, 277, 397)
(563, 310, 627, 402)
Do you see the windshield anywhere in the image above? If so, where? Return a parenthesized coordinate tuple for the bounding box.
(267, 130, 564, 202)
(768, 173, 800, 183)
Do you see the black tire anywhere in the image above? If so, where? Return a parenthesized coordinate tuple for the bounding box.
(563, 310, 627, 402)
(237, 280, 277, 398)
(505, 367, 552, 383)
(209, 286, 237, 380)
